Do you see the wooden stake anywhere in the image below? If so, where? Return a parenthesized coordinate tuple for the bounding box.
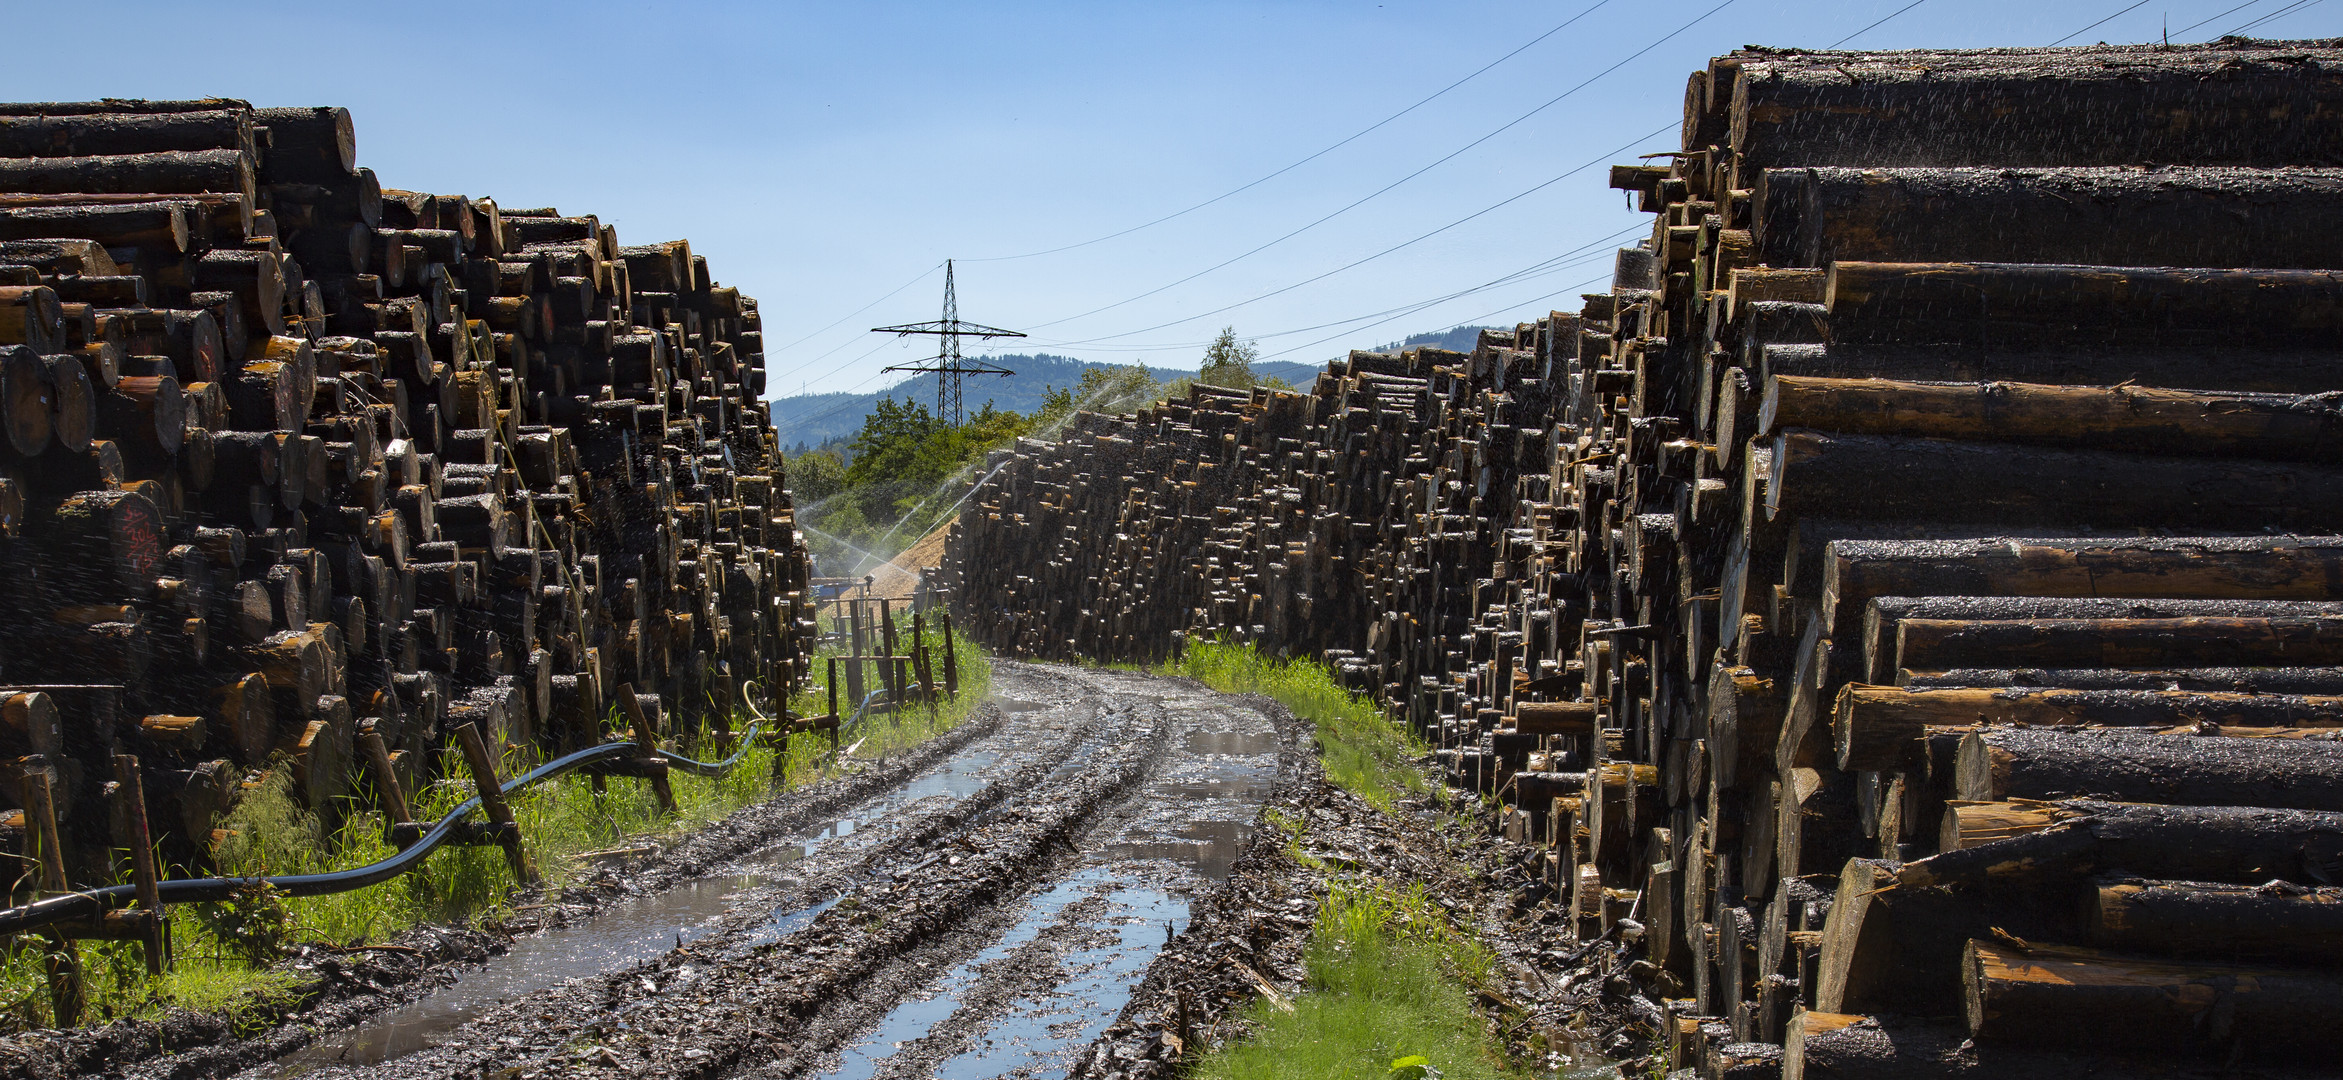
(359, 729, 417, 845)
(614, 682, 677, 813)
(941, 612, 959, 698)
(24, 764, 83, 1026)
(111, 754, 164, 975)
(452, 721, 534, 883)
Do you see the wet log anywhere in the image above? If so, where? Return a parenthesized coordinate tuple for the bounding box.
(1898, 616, 2343, 671)
(251, 107, 355, 183)
(1901, 800, 2343, 889)
(0, 203, 189, 251)
(1898, 667, 2343, 696)
(1755, 341, 2343, 397)
(0, 110, 253, 161)
(41, 488, 162, 599)
(1819, 536, 2343, 639)
(1836, 686, 2343, 770)
(1964, 939, 2343, 1057)
(1784, 1010, 2336, 1080)
(1512, 700, 1597, 736)
(1955, 727, 2343, 811)
(1760, 377, 2343, 462)
(1754, 166, 2343, 270)
(2087, 878, 2343, 965)
(0, 150, 255, 206)
(1823, 263, 2343, 349)
(1729, 45, 2343, 177)
(1769, 430, 2343, 532)
(1857, 597, 2343, 683)
(0, 691, 62, 757)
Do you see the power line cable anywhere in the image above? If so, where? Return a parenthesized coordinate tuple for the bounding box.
(962, 0, 1617, 264)
(1041, 121, 1677, 347)
(2229, 0, 2324, 34)
(771, 261, 942, 354)
(1019, 0, 1737, 333)
(1828, 0, 1931, 48)
(2174, 0, 2267, 36)
(2049, 0, 2154, 44)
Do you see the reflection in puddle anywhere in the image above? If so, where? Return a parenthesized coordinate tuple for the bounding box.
(822, 871, 1187, 1080)
(1105, 820, 1257, 881)
(1184, 728, 1279, 757)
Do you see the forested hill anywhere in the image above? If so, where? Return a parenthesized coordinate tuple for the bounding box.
(768, 352, 1321, 448)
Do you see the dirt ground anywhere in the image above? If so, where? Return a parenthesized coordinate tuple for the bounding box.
(1, 665, 1657, 1080)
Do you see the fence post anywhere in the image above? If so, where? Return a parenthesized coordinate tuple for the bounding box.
(614, 684, 679, 813)
(112, 755, 165, 975)
(453, 722, 535, 884)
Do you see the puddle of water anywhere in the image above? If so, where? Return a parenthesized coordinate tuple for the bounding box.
(932, 883, 1187, 1080)
(1104, 820, 1257, 881)
(1184, 728, 1278, 756)
(996, 698, 1049, 713)
(822, 870, 1189, 1080)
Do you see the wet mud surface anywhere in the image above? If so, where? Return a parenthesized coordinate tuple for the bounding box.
(9, 664, 1654, 1080)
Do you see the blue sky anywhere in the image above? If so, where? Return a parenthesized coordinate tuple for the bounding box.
(8, 1, 2336, 397)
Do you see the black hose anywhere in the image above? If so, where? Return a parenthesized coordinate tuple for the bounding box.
(0, 723, 768, 937)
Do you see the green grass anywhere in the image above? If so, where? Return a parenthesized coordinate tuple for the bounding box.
(1193, 879, 1515, 1080)
(0, 620, 991, 1033)
(1170, 639, 1432, 811)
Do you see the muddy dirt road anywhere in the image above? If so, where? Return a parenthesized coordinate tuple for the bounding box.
(195, 663, 1300, 1080)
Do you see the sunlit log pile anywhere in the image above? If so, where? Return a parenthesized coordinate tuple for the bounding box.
(0, 99, 811, 885)
(940, 37, 2343, 1077)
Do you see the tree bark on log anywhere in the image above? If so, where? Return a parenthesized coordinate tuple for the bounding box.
(1761, 376, 2343, 462)
(1758, 341, 2343, 395)
(1754, 166, 2343, 270)
(1770, 430, 2343, 532)
(1899, 800, 2343, 890)
(1964, 939, 2343, 1058)
(1955, 727, 2343, 811)
(1898, 616, 2343, 671)
(0, 150, 254, 207)
(1837, 685, 2343, 770)
(1823, 262, 2343, 350)
(2087, 878, 2343, 965)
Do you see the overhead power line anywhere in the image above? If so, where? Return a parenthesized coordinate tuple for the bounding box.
(1828, 0, 1931, 48)
(2048, 0, 2154, 45)
(1019, 0, 1738, 334)
(960, 0, 1617, 264)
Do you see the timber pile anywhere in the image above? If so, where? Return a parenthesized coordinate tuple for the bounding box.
(942, 38, 2343, 1076)
(0, 100, 811, 888)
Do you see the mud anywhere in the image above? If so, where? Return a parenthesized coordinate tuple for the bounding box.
(7, 664, 1658, 1080)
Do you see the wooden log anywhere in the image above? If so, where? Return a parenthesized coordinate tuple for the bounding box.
(1824, 262, 2343, 349)
(251, 107, 355, 183)
(1820, 536, 2343, 640)
(1784, 1010, 2340, 1080)
(1769, 429, 2343, 532)
(1900, 616, 2343, 672)
(1964, 939, 2343, 1057)
(0, 202, 188, 251)
(1512, 699, 1597, 736)
(1760, 376, 2343, 462)
(1858, 597, 2343, 684)
(1754, 165, 2343, 270)
(0, 150, 255, 207)
(1956, 727, 2343, 811)
(0, 109, 252, 160)
(42, 488, 162, 599)
(1900, 800, 2343, 890)
(2, 345, 54, 457)
(1898, 668, 2343, 696)
(2087, 877, 2343, 965)
(1728, 44, 2343, 177)
(1837, 685, 2343, 770)
(1756, 341, 2343, 397)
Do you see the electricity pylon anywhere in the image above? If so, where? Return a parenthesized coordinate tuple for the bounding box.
(872, 260, 1025, 426)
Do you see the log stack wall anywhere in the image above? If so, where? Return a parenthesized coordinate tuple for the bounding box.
(0, 99, 811, 884)
(941, 36, 2343, 1077)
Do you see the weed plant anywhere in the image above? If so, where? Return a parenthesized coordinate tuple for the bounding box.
(0, 619, 990, 1032)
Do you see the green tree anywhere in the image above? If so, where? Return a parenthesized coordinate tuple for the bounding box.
(785, 446, 847, 506)
(1199, 326, 1262, 389)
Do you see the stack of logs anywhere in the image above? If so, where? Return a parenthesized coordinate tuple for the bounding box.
(941, 38, 2343, 1078)
(0, 99, 812, 891)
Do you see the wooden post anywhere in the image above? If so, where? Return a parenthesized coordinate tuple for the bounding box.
(112, 754, 164, 975)
(913, 611, 938, 711)
(24, 765, 83, 1026)
(614, 682, 678, 813)
(941, 612, 960, 698)
(452, 721, 534, 883)
(846, 600, 868, 705)
(359, 728, 417, 845)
